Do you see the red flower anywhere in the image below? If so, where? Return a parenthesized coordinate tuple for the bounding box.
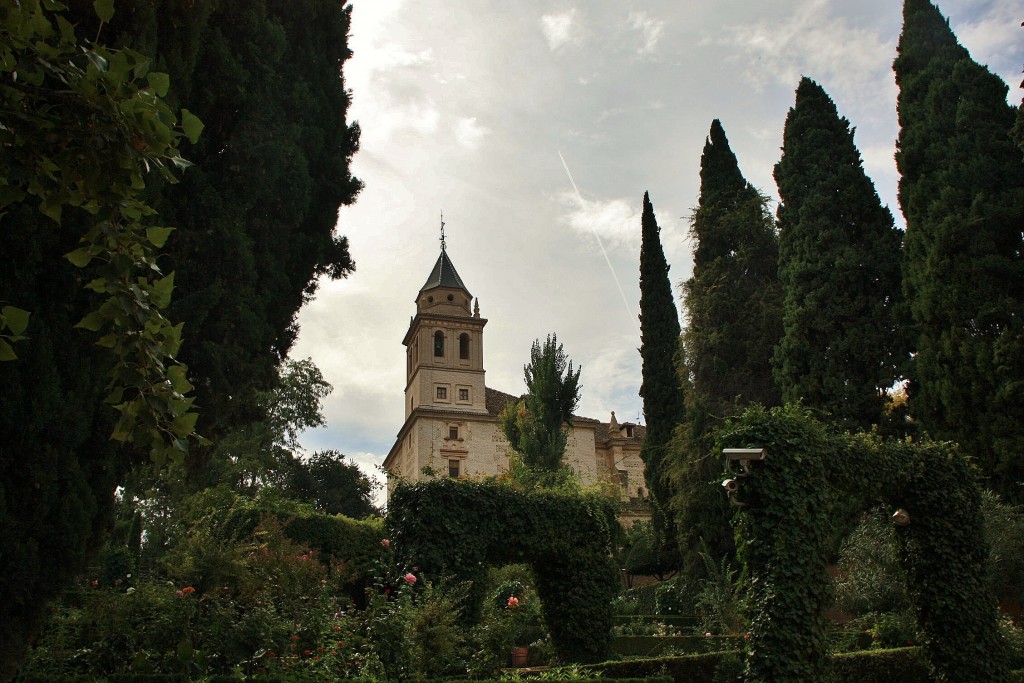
(380, 539, 391, 548)
(181, 586, 195, 594)
(507, 596, 520, 608)
(303, 649, 312, 656)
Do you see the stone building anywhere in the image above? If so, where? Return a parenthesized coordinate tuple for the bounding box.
(383, 245, 651, 524)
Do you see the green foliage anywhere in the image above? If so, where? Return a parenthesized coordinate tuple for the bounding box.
(637, 191, 686, 558)
(723, 404, 1009, 682)
(830, 647, 930, 683)
(983, 491, 1024, 607)
(672, 119, 782, 583)
(683, 119, 782, 417)
(773, 77, 905, 430)
(694, 544, 744, 636)
(894, 0, 1024, 500)
(0, 0, 203, 467)
(833, 509, 911, 616)
(500, 334, 582, 473)
(387, 478, 619, 663)
(0, 3, 203, 676)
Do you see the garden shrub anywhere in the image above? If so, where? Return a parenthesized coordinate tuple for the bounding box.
(582, 651, 733, 681)
(722, 405, 1009, 682)
(829, 647, 929, 683)
(387, 479, 619, 663)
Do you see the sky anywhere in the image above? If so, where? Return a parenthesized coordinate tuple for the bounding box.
(289, 0, 1023, 503)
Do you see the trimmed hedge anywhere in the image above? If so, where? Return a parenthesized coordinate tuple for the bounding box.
(610, 635, 742, 657)
(583, 652, 731, 681)
(218, 497, 383, 584)
(830, 647, 929, 683)
(388, 479, 620, 664)
(723, 405, 1010, 682)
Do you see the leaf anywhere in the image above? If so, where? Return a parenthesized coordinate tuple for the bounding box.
(167, 365, 192, 393)
(150, 272, 175, 309)
(180, 109, 204, 144)
(94, 0, 115, 23)
(146, 226, 174, 248)
(147, 71, 170, 98)
(85, 50, 108, 73)
(2, 306, 30, 336)
(65, 248, 94, 267)
(75, 311, 105, 332)
(0, 339, 16, 361)
(172, 411, 199, 437)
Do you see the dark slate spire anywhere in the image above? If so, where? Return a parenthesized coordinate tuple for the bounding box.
(420, 248, 468, 293)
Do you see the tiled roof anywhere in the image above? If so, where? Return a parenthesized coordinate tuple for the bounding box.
(485, 387, 521, 416)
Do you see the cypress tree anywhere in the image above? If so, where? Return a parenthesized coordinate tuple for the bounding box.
(638, 191, 686, 552)
(894, 0, 1024, 498)
(671, 120, 783, 575)
(0, 1, 362, 674)
(683, 119, 782, 414)
(773, 77, 905, 429)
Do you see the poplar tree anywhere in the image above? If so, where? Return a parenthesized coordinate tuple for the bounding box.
(500, 335, 582, 475)
(894, 0, 1024, 498)
(638, 191, 686, 550)
(773, 77, 905, 429)
(671, 120, 783, 574)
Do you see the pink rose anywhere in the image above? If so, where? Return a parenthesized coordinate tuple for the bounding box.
(380, 539, 391, 548)
(403, 573, 417, 585)
(507, 596, 520, 608)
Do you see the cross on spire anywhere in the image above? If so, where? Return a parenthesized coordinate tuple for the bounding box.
(440, 210, 446, 252)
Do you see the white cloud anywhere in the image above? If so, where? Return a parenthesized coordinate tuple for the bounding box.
(361, 98, 440, 145)
(557, 191, 640, 248)
(629, 11, 665, 55)
(452, 116, 490, 149)
(717, 0, 895, 97)
(372, 43, 435, 71)
(541, 9, 581, 51)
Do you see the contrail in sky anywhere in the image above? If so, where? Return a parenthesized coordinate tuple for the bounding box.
(558, 151, 638, 334)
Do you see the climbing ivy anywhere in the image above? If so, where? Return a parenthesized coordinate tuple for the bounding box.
(387, 479, 620, 663)
(721, 405, 1009, 682)
(0, 0, 204, 466)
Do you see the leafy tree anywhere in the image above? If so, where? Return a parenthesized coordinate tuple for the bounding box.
(500, 334, 582, 475)
(894, 0, 1024, 499)
(286, 450, 380, 519)
(773, 77, 905, 430)
(670, 119, 782, 579)
(79, 0, 363, 448)
(0, 2, 207, 677)
(638, 191, 685, 561)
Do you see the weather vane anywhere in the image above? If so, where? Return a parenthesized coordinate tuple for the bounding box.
(440, 210, 446, 252)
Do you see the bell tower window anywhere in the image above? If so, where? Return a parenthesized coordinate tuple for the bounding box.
(434, 331, 444, 357)
(459, 333, 470, 360)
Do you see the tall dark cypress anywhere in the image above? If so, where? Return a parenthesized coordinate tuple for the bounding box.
(671, 120, 783, 576)
(638, 192, 686, 548)
(894, 0, 1024, 499)
(684, 120, 782, 414)
(773, 77, 905, 429)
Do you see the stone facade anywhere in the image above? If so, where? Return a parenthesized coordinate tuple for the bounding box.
(383, 247, 652, 519)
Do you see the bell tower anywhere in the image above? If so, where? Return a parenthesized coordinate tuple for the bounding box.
(402, 239, 488, 418)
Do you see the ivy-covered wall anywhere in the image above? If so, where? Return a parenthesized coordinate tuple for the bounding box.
(386, 479, 620, 663)
(722, 405, 1009, 683)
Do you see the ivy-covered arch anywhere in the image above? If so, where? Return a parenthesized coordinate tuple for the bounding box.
(722, 405, 1009, 682)
(386, 479, 620, 663)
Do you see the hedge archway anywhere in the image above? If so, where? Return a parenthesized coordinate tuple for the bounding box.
(386, 479, 620, 663)
(722, 405, 1009, 683)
